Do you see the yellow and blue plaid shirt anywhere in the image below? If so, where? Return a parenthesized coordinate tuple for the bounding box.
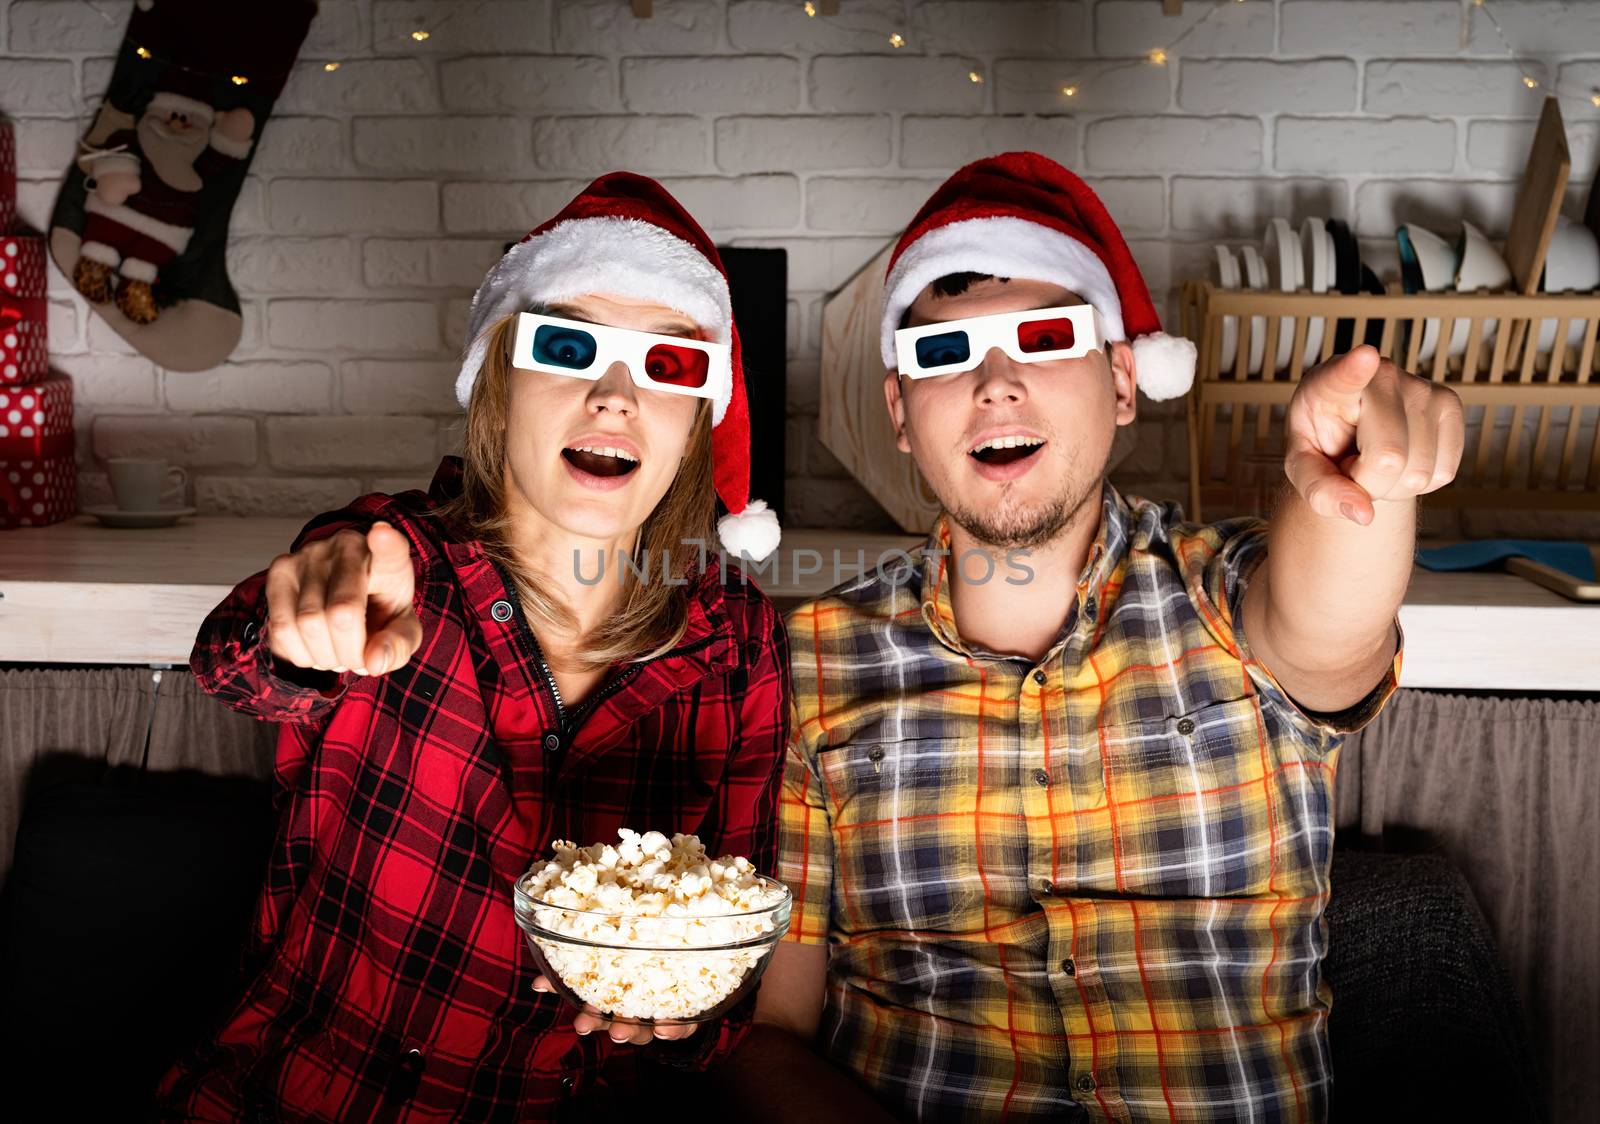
(778, 485, 1401, 1123)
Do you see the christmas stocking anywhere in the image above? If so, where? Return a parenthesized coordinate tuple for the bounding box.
(49, 0, 316, 371)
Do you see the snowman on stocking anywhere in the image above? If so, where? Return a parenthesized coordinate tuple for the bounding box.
(73, 74, 254, 326)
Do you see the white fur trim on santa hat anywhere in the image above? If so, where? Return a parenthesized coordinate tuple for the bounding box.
(1130, 332, 1196, 401)
(146, 92, 215, 125)
(880, 215, 1125, 368)
(456, 216, 734, 423)
(717, 497, 780, 561)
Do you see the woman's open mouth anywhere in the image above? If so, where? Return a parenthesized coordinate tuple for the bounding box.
(562, 444, 641, 479)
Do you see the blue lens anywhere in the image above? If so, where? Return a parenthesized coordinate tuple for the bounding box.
(532, 324, 598, 370)
(914, 330, 970, 369)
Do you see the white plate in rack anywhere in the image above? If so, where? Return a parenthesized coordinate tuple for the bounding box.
(1264, 218, 1304, 373)
(1300, 217, 1332, 365)
(1212, 244, 1241, 372)
(1239, 244, 1269, 376)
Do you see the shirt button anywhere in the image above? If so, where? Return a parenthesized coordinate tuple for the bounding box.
(867, 744, 885, 762)
(1176, 717, 1196, 736)
(490, 599, 513, 622)
(1083, 597, 1097, 622)
(1075, 1073, 1097, 1095)
(1032, 768, 1049, 787)
(1060, 958, 1076, 976)
(242, 621, 258, 643)
(390, 1047, 423, 1101)
(1032, 669, 1046, 685)
(543, 732, 562, 752)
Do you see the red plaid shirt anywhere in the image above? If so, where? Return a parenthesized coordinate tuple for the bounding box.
(158, 459, 790, 1122)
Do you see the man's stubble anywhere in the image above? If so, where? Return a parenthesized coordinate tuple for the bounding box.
(937, 435, 1112, 553)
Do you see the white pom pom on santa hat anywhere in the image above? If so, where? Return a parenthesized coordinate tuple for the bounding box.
(879, 151, 1196, 402)
(1129, 332, 1198, 402)
(716, 498, 782, 561)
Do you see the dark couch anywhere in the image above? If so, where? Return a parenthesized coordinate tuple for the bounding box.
(0, 766, 1543, 1122)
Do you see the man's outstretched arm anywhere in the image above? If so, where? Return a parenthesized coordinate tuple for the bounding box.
(708, 942, 901, 1121)
(1242, 346, 1464, 714)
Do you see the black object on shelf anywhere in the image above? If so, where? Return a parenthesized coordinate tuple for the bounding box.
(719, 246, 788, 525)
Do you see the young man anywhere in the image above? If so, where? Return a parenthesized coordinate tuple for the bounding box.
(724, 153, 1464, 1122)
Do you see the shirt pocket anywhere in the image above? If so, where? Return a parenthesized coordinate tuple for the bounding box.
(815, 737, 987, 934)
(1098, 695, 1330, 899)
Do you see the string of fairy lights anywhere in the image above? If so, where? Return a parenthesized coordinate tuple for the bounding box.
(1467, 0, 1600, 108)
(784, 0, 1600, 109)
(791, 0, 1236, 93)
(72, 0, 1600, 112)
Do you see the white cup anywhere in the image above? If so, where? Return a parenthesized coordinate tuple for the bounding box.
(106, 458, 189, 511)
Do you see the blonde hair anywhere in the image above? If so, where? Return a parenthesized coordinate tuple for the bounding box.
(436, 315, 716, 673)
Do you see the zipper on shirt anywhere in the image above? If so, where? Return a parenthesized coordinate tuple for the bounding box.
(484, 558, 570, 730)
(530, 633, 571, 728)
(558, 629, 722, 733)
(564, 662, 642, 732)
(484, 557, 721, 739)
(558, 630, 723, 734)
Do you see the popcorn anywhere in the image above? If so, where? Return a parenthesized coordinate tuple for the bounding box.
(517, 829, 789, 1021)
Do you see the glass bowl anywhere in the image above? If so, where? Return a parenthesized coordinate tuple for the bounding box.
(512, 876, 791, 1027)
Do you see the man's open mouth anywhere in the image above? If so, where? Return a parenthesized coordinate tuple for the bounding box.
(969, 435, 1046, 466)
(562, 444, 641, 478)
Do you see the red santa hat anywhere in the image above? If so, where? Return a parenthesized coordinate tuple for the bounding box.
(880, 151, 1196, 401)
(455, 172, 779, 560)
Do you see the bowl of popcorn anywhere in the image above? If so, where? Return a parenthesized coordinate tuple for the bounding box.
(513, 829, 791, 1026)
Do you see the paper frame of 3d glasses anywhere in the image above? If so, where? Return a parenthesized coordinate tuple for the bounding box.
(893, 304, 1113, 378)
(511, 311, 728, 398)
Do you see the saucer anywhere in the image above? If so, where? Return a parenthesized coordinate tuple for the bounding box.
(84, 504, 198, 529)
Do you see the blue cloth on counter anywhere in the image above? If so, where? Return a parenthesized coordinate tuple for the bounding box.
(1415, 539, 1596, 581)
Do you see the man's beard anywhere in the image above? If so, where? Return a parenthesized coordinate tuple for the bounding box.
(944, 445, 1110, 551)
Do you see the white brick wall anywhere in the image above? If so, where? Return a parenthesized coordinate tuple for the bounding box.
(4, 0, 1594, 529)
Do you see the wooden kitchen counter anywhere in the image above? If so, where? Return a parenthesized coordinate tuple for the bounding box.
(1, 515, 1594, 689)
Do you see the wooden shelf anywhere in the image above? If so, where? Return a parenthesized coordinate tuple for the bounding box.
(1, 517, 1592, 689)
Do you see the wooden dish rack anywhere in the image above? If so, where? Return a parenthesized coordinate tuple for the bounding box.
(1178, 279, 1600, 521)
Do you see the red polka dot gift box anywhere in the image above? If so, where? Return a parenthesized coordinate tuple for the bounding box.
(1, 234, 48, 299)
(0, 230, 50, 387)
(1, 297, 48, 386)
(0, 375, 76, 529)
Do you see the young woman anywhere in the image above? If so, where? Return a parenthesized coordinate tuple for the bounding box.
(158, 174, 788, 1121)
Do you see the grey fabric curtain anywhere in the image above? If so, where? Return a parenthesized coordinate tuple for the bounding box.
(0, 667, 274, 882)
(1338, 690, 1600, 1124)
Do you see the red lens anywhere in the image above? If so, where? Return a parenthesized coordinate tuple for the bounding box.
(1016, 316, 1076, 354)
(642, 343, 711, 389)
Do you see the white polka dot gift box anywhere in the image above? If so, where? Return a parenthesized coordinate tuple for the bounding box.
(0, 375, 75, 529)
